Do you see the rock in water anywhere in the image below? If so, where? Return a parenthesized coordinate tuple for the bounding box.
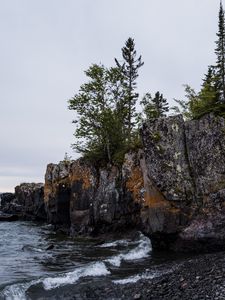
(46, 244, 54, 250)
(0, 213, 18, 221)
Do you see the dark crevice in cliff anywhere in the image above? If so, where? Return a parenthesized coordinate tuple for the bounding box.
(183, 121, 202, 208)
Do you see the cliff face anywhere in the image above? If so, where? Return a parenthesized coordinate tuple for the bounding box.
(3, 113, 224, 251)
(43, 113, 225, 251)
(141, 113, 225, 251)
(44, 154, 143, 235)
(1, 183, 46, 221)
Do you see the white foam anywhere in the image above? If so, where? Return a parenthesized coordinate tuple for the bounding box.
(99, 239, 136, 248)
(114, 274, 142, 284)
(1, 279, 41, 300)
(106, 234, 151, 267)
(2, 262, 110, 297)
(43, 261, 110, 290)
(1, 233, 152, 298)
(113, 272, 155, 285)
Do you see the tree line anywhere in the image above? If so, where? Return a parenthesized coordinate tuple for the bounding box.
(68, 2, 225, 165)
(68, 38, 169, 165)
(172, 2, 225, 119)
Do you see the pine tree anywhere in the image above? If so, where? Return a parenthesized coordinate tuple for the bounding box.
(141, 91, 169, 119)
(115, 38, 144, 141)
(199, 66, 218, 104)
(215, 1, 225, 102)
(188, 67, 218, 118)
(171, 67, 219, 120)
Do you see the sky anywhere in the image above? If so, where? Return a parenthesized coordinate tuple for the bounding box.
(0, 0, 221, 192)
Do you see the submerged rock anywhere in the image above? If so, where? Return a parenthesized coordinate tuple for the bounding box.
(0, 213, 18, 221)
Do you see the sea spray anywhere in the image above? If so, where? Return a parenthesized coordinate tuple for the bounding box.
(106, 233, 152, 267)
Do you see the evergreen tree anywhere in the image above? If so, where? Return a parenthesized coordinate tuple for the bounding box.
(115, 38, 144, 141)
(215, 1, 225, 102)
(171, 68, 219, 120)
(141, 91, 169, 119)
(190, 67, 218, 118)
(199, 66, 218, 104)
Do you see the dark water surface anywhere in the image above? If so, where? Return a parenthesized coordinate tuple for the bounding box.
(0, 221, 188, 300)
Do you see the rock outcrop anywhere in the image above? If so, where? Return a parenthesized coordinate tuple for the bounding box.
(4, 113, 225, 252)
(141, 113, 225, 251)
(0, 183, 46, 221)
(44, 113, 225, 252)
(44, 156, 142, 235)
(0, 193, 15, 208)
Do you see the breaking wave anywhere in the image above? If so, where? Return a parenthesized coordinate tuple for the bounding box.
(1, 279, 41, 300)
(105, 233, 152, 267)
(43, 261, 110, 290)
(1, 233, 152, 299)
(1, 262, 110, 299)
(99, 239, 136, 248)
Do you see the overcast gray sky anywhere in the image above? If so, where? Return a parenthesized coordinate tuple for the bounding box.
(0, 0, 220, 192)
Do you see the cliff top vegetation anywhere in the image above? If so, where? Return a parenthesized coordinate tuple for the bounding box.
(68, 3, 225, 166)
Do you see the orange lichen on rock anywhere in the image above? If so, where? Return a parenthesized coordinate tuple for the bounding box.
(143, 188, 168, 208)
(125, 166, 144, 204)
(69, 160, 95, 190)
(44, 183, 52, 203)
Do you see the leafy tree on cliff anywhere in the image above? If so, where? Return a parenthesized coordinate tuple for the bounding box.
(141, 91, 169, 119)
(115, 38, 144, 141)
(68, 64, 126, 165)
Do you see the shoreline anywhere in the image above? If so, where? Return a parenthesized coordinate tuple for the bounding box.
(36, 251, 225, 300)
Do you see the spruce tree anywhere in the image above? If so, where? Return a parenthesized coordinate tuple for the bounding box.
(115, 38, 144, 141)
(199, 66, 218, 104)
(141, 91, 169, 119)
(215, 1, 225, 102)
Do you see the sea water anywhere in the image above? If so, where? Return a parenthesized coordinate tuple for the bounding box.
(0, 221, 184, 300)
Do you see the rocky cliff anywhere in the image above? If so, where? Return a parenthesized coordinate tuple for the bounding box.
(2, 113, 225, 252)
(141, 113, 225, 251)
(0, 183, 46, 221)
(44, 154, 142, 234)
(43, 113, 225, 252)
